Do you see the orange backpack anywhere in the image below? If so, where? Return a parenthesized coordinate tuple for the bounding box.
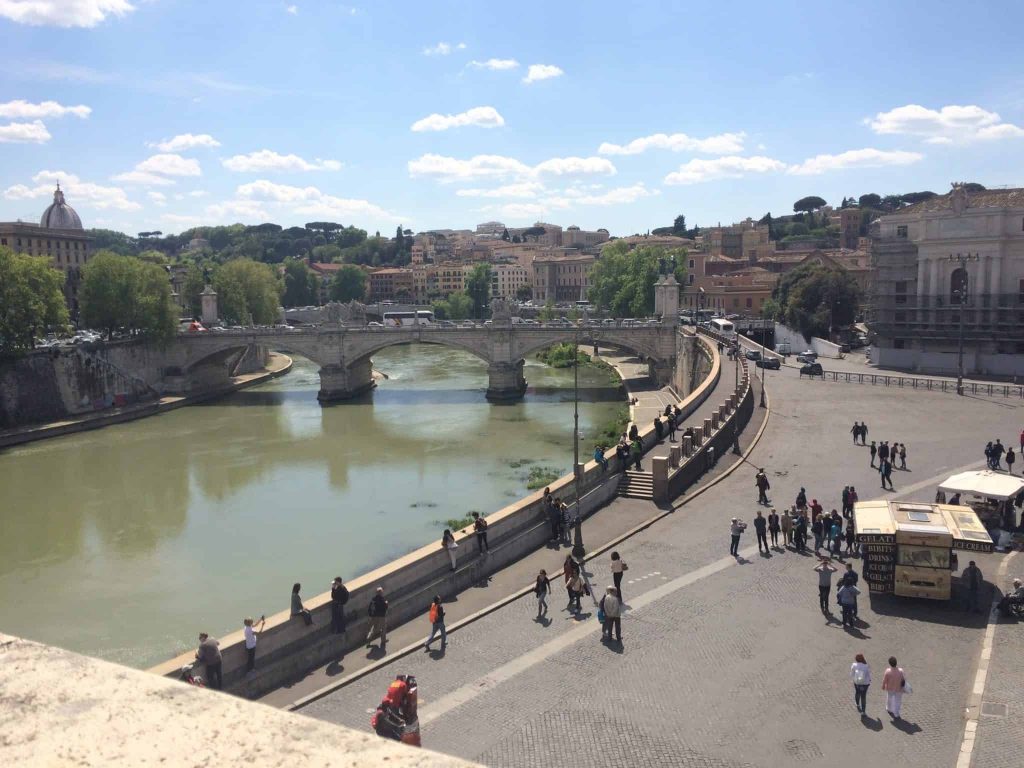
(429, 603, 439, 624)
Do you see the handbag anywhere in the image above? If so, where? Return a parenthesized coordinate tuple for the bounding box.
(597, 608, 606, 623)
(902, 679, 912, 695)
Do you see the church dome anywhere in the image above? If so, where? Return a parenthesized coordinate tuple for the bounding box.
(40, 185, 83, 230)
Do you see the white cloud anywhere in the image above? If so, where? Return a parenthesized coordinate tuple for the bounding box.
(868, 104, 1024, 144)
(111, 170, 176, 186)
(188, 189, 208, 197)
(0, 120, 51, 143)
(222, 149, 342, 173)
(787, 148, 923, 176)
(3, 170, 139, 210)
(135, 153, 202, 177)
(411, 106, 505, 132)
(205, 199, 271, 222)
(0, 0, 134, 27)
(148, 133, 221, 152)
(0, 99, 91, 119)
(664, 155, 787, 185)
(423, 41, 465, 56)
(147, 191, 167, 206)
(408, 153, 615, 182)
(285, 4, 297, 14)
(598, 131, 746, 156)
(523, 64, 563, 84)
(456, 182, 546, 199)
(469, 58, 519, 71)
(545, 183, 657, 208)
(234, 179, 401, 222)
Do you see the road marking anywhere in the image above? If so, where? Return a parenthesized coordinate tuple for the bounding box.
(419, 546, 758, 726)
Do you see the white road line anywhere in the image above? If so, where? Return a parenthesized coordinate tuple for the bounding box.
(420, 546, 757, 726)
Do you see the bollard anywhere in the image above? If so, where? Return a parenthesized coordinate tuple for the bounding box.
(710, 413, 719, 430)
(670, 445, 681, 468)
(703, 418, 712, 438)
(718, 404, 727, 421)
(652, 456, 670, 503)
(683, 435, 693, 456)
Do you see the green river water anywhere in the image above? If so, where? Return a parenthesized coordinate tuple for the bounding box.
(0, 345, 623, 668)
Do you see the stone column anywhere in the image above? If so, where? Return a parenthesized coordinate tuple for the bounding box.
(317, 359, 374, 403)
(652, 456, 669, 503)
(929, 258, 941, 326)
(200, 286, 218, 325)
(485, 360, 527, 401)
(989, 254, 1002, 325)
(654, 274, 680, 324)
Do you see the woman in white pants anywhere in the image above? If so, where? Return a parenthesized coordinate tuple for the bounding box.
(442, 529, 458, 571)
(881, 656, 907, 719)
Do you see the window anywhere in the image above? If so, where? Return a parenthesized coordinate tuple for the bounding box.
(733, 298, 739, 308)
(894, 339, 905, 349)
(688, 258, 695, 269)
(1020, 279, 1024, 302)
(746, 298, 752, 308)
(894, 280, 907, 304)
(895, 311, 906, 322)
(950, 267, 968, 304)
(687, 274, 694, 286)
(896, 225, 908, 238)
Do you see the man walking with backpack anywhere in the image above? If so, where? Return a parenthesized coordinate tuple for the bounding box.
(471, 511, 489, 555)
(424, 595, 447, 651)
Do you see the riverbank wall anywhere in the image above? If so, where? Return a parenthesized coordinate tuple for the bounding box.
(149, 329, 724, 699)
(0, 352, 293, 449)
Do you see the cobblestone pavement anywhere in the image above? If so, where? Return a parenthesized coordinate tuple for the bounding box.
(301, 366, 1024, 768)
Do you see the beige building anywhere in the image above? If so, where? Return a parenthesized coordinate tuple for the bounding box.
(491, 262, 530, 299)
(0, 185, 92, 316)
(701, 218, 775, 264)
(562, 225, 610, 248)
(532, 253, 595, 303)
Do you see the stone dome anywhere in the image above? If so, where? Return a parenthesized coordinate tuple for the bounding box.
(40, 185, 83, 230)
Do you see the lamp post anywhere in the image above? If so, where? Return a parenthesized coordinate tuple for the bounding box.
(571, 327, 599, 562)
(949, 252, 979, 396)
(759, 328, 768, 408)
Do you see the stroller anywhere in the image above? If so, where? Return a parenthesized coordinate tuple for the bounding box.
(179, 663, 205, 687)
(371, 674, 420, 747)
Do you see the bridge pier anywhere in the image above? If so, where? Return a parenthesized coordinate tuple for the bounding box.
(648, 357, 675, 388)
(485, 360, 527, 402)
(317, 360, 374, 403)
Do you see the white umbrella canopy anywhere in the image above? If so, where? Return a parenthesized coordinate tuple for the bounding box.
(938, 470, 1024, 501)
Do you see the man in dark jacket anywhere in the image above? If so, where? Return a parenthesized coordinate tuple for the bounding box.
(331, 577, 349, 635)
(753, 510, 769, 555)
(755, 469, 770, 504)
(366, 587, 389, 648)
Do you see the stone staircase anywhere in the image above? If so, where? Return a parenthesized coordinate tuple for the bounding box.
(617, 470, 654, 499)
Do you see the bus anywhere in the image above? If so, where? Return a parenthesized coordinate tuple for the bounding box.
(854, 500, 993, 599)
(709, 318, 736, 339)
(382, 310, 434, 327)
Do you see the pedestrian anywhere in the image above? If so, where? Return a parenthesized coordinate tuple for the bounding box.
(814, 558, 837, 614)
(1007, 448, 1016, 475)
(534, 569, 552, 615)
(795, 513, 808, 553)
(563, 553, 580, 584)
(330, 577, 349, 634)
(810, 498, 823, 523)
(869, 441, 877, 467)
(610, 551, 628, 600)
(850, 422, 860, 444)
(593, 445, 609, 472)
(754, 510, 769, 554)
(850, 654, 872, 714)
(544, 488, 560, 541)
(667, 412, 677, 442)
(729, 517, 747, 557)
(860, 422, 868, 445)
(811, 515, 824, 553)
(654, 417, 664, 441)
(441, 529, 458, 571)
(566, 571, 585, 613)
(831, 518, 844, 557)
(993, 439, 1005, 469)
(882, 657, 908, 720)
(781, 509, 793, 546)
(878, 441, 889, 465)
(840, 563, 860, 617)
(291, 583, 313, 626)
(985, 441, 994, 469)
(837, 580, 861, 628)
(599, 586, 622, 643)
(796, 487, 807, 510)
(630, 437, 643, 471)
(365, 587, 388, 648)
(844, 522, 856, 556)
(424, 595, 447, 651)
(755, 469, 770, 504)
(195, 632, 222, 690)
(879, 459, 894, 490)
(628, 423, 639, 441)
(767, 508, 781, 548)
(841, 486, 851, 516)
(1020, 428, 1024, 454)
(471, 511, 489, 555)
(243, 616, 265, 674)
(849, 486, 859, 510)
(962, 560, 983, 613)
(898, 443, 907, 470)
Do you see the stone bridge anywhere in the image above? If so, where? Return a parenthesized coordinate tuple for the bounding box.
(97, 323, 693, 403)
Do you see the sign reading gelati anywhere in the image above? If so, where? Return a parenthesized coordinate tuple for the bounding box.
(857, 533, 896, 544)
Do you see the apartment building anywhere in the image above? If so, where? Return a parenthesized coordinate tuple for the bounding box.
(532, 253, 595, 302)
(491, 262, 531, 299)
(701, 218, 774, 264)
(562, 225, 610, 248)
(368, 267, 415, 301)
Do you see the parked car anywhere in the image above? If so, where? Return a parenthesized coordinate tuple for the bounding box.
(436, 319, 456, 327)
(744, 349, 762, 361)
(756, 357, 781, 370)
(796, 350, 818, 363)
(799, 362, 824, 377)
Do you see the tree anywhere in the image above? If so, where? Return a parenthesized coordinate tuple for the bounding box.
(282, 259, 320, 307)
(432, 291, 472, 321)
(465, 263, 492, 318)
(0, 246, 68, 357)
(501, 228, 511, 242)
(672, 214, 686, 235)
(213, 259, 282, 325)
(962, 182, 986, 192)
(394, 225, 406, 254)
(80, 251, 175, 341)
(858, 193, 882, 209)
(182, 264, 206, 317)
(793, 196, 827, 214)
(901, 191, 938, 205)
(769, 263, 860, 341)
(515, 284, 533, 301)
(587, 242, 686, 317)
(511, 234, 522, 243)
(759, 212, 774, 240)
(328, 264, 367, 303)
(522, 226, 546, 242)
(311, 244, 342, 263)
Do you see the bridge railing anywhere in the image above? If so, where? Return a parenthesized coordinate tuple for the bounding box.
(815, 370, 1024, 398)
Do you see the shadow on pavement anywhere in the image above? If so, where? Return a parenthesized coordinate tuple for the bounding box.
(891, 718, 922, 735)
(869, 589, 1002, 627)
(860, 715, 883, 731)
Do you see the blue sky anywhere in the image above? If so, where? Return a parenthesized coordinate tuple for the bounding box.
(1, 0, 1024, 237)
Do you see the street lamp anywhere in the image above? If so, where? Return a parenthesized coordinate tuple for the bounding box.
(571, 327, 599, 561)
(759, 328, 768, 408)
(949, 252, 979, 396)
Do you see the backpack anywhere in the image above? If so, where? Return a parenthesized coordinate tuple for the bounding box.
(429, 603, 439, 624)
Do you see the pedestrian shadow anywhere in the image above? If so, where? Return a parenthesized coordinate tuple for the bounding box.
(426, 647, 447, 660)
(533, 614, 553, 628)
(891, 718, 922, 735)
(365, 646, 387, 660)
(759, 551, 772, 559)
(843, 625, 870, 640)
(734, 555, 750, 565)
(325, 660, 346, 677)
(860, 715, 883, 731)
(600, 638, 625, 654)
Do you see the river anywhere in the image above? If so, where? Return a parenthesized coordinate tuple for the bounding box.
(0, 345, 624, 668)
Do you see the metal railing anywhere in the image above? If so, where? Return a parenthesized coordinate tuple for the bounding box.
(812, 369, 1023, 398)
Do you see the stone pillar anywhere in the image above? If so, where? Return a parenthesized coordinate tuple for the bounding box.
(989, 254, 1002, 323)
(670, 445, 681, 468)
(648, 357, 674, 388)
(703, 418, 712, 438)
(317, 359, 374, 403)
(486, 360, 527, 401)
(652, 456, 669, 503)
(654, 274, 680, 324)
(683, 435, 692, 457)
(711, 412, 719, 430)
(200, 286, 218, 325)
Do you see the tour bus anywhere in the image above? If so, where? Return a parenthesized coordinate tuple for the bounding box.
(382, 310, 435, 327)
(854, 500, 993, 600)
(709, 318, 736, 339)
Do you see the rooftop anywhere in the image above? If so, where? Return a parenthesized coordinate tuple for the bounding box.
(893, 187, 1024, 215)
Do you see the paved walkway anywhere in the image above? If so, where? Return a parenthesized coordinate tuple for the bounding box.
(258, 351, 741, 708)
(299, 358, 1024, 768)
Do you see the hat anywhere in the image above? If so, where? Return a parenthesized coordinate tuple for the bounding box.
(731, 517, 737, 522)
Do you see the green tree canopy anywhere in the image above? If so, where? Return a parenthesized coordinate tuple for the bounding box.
(311, 244, 343, 263)
(858, 193, 882, 209)
(80, 251, 175, 341)
(282, 259, 320, 307)
(587, 242, 686, 318)
(766, 263, 860, 341)
(465, 263, 492, 318)
(212, 259, 282, 325)
(432, 291, 472, 321)
(328, 264, 367, 303)
(181, 264, 206, 318)
(793, 196, 827, 214)
(0, 246, 69, 357)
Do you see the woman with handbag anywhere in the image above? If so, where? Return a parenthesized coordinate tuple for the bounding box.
(609, 551, 628, 600)
(849, 653, 871, 714)
(441, 529, 458, 571)
(882, 656, 909, 720)
(599, 586, 622, 643)
(566, 573, 584, 613)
